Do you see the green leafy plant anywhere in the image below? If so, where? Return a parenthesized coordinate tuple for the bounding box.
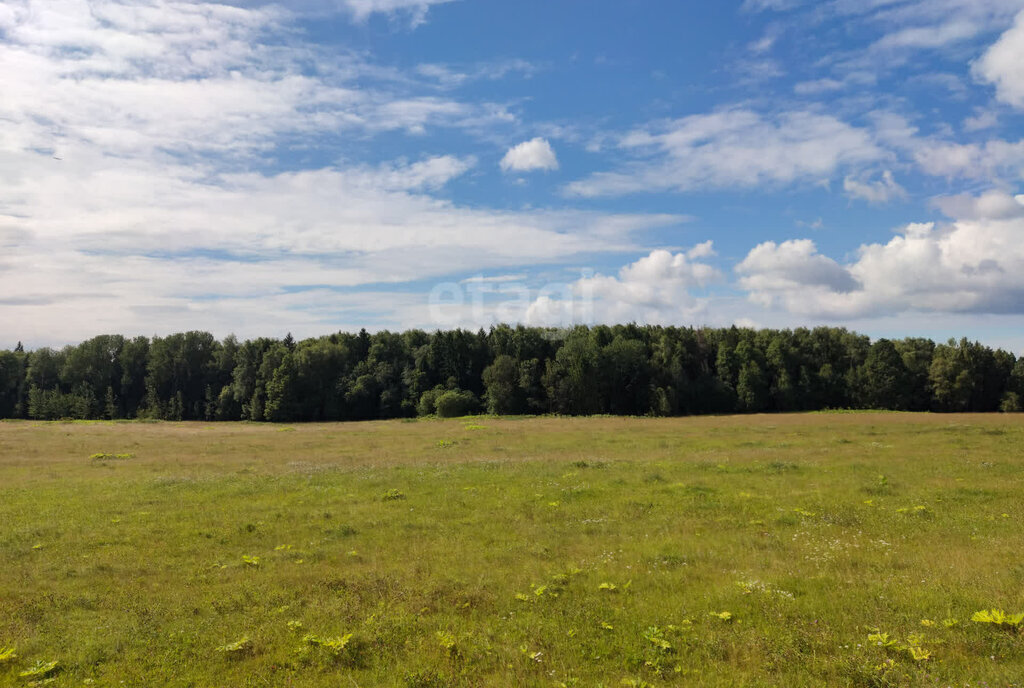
(304, 633, 363, 666)
(971, 609, 1024, 630)
(89, 452, 134, 461)
(216, 636, 254, 656)
(18, 660, 59, 679)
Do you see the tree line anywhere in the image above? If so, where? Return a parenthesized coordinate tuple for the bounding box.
(0, 325, 1022, 422)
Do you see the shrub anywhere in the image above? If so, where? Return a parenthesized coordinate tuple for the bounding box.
(434, 390, 479, 418)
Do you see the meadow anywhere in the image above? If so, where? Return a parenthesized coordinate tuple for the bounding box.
(0, 413, 1022, 687)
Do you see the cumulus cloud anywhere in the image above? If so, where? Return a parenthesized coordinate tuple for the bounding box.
(737, 240, 860, 296)
(932, 189, 1024, 220)
(565, 109, 883, 197)
(500, 137, 559, 173)
(974, 10, 1024, 109)
(522, 244, 720, 326)
(736, 191, 1024, 318)
(843, 170, 907, 204)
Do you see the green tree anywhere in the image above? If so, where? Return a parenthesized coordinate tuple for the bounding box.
(482, 355, 523, 415)
(544, 328, 602, 415)
(858, 339, 912, 410)
(734, 340, 769, 412)
(0, 350, 27, 418)
(599, 335, 651, 415)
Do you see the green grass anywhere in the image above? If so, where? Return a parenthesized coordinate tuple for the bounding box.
(0, 413, 1022, 687)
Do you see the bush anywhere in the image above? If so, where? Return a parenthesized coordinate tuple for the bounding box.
(434, 389, 479, 418)
(999, 391, 1022, 412)
(416, 386, 445, 416)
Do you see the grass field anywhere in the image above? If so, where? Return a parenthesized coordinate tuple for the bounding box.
(1, 413, 1023, 687)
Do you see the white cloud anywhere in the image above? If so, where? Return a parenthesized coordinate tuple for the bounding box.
(863, 111, 1024, 182)
(872, 17, 981, 51)
(761, 0, 1024, 82)
(0, 0, 694, 345)
(843, 170, 907, 204)
(741, 0, 807, 11)
(932, 189, 1024, 220)
(523, 244, 720, 326)
(500, 137, 559, 173)
(459, 274, 527, 284)
(0, 0, 514, 165)
(737, 240, 860, 296)
(415, 59, 537, 88)
(566, 109, 884, 197)
(793, 78, 845, 95)
(736, 191, 1024, 318)
(0, 150, 686, 343)
(913, 138, 1024, 179)
(963, 108, 999, 132)
(974, 10, 1024, 109)
(336, 0, 456, 25)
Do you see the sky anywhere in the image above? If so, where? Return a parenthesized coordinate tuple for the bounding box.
(2, 0, 1024, 351)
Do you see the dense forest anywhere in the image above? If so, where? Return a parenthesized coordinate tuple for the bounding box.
(0, 325, 1022, 422)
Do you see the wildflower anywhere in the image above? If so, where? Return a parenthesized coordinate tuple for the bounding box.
(241, 555, 260, 567)
(920, 619, 935, 627)
(710, 611, 732, 621)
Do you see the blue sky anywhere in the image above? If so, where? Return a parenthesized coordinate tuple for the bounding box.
(1, 0, 1024, 350)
